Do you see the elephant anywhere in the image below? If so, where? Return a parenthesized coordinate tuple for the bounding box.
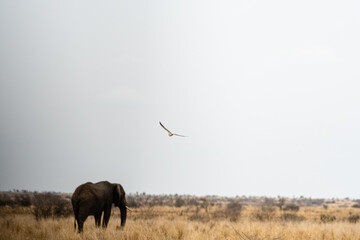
(71, 181, 128, 233)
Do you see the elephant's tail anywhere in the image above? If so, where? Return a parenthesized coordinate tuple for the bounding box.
(72, 200, 78, 232)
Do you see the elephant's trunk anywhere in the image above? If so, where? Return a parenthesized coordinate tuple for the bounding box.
(119, 205, 127, 227)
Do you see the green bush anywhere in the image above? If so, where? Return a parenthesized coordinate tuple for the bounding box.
(320, 214, 336, 223)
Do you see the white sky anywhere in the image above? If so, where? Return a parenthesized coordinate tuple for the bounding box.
(1, 0, 360, 198)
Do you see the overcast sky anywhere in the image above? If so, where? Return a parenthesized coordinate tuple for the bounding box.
(1, 0, 360, 198)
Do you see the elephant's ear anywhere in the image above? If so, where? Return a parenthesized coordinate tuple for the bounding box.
(113, 184, 126, 205)
(113, 184, 121, 205)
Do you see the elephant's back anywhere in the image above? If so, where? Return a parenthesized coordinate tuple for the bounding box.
(72, 182, 95, 201)
(71, 182, 108, 215)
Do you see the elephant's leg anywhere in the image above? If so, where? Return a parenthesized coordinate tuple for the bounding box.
(102, 208, 111, 228)
(77, 208, 88, 233)
(77, 219, 84, 233)
(94, 213, 102, 227)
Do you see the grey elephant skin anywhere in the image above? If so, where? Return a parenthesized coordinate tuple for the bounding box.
(71, 181, 127, 233)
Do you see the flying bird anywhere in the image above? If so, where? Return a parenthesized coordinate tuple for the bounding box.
(159, 122, 187, 137)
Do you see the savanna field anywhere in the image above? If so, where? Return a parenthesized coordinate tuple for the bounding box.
(1, 192, 360, 240)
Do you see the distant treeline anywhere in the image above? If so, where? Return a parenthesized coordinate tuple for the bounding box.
(126, 193, 359, 208)
(1, 190, 360, 209)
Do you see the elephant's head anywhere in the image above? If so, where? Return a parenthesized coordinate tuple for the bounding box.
(113, 184, 127, 227)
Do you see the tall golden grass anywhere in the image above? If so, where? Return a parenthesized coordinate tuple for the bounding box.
(1, 204, 360, 240)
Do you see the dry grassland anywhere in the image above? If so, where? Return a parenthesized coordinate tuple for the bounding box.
(1, 204, 360, 240)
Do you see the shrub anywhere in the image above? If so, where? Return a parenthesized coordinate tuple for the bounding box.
(225, 202, 242, 222)
(276, 197, 285, 210)
(348, 213, 360, 223)
(175, 197, 185, 208)
(252, 204, 276, 221)
(187, 198, 199, 206)
(32, 192, 72, 220)
(15, 193, 31, 207)
(211, 202, 243, 222)
(320, 214, 336, 223)
(352, 204, 360, 208)
(0, 193, 15, 207)
(188, 207, 209, 222)
(52, 197, 72, 218)
(281, 213, 305, 222)
(126, 195, 140, 208)
(0, 192, 31, 207)
(199, 198, 210, 213)
(282, 204, 300, 212)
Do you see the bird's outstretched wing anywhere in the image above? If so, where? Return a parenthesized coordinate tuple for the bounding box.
(172, 133, 187, 137)
(159, 121, 172, 134)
